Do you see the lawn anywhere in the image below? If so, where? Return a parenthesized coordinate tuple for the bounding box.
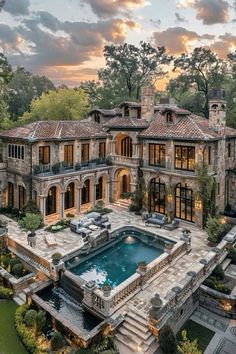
(0, 300, 27, 354)
(177, 319, 215, 352)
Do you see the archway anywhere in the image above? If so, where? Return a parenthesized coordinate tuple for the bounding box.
(65, 182, 75, 209)
(18, 185, 26, 211)
(175, 183, 195, 222)
(96, 176, 105, 200)
(115, 133, 133, 157)
(148, 178, 166, 214)
(46, 186, 57, 215)
(114, 169, 131, 200)
(82, 179, 90, 205)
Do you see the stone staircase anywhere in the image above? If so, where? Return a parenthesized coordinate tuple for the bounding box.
(115, 307, 158, 353)
(112, 199, 131, 210)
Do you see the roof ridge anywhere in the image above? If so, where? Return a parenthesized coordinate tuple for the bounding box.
(187, 115, 208, 139)
(29, 121, 39, 140)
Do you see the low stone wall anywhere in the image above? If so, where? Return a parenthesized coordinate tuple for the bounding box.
(0, 266, 35, 294)
(199, 284, 236, 319)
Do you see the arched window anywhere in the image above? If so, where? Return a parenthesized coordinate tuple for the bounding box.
(166, 112, 173, 123)
(124, 105, 129, 117)
(121, 137, 132, 157)
(149, 178, 166, 214)
(46, 186, 57, 215)
(65, 183, 75, 209)
(18, 186, 26, 211)
(82, 180, 90, 204)
(175, 183, 195, 222)
(96, 177, 103, 200)
(94, 112, 100, 123)
(32, 190, 37, 205)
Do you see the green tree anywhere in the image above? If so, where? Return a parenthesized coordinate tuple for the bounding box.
(173, 47, 225, 118)
(21, 88, 89, 123)
(6, 67, 55, 121)
(51, 331, 64, 351)
(206, 216, 224, 243)
(35, 310, 46, 335)
(24, 309, 38, 327)
(18, 213, 41, 233)
(159, 325, 177, 354)
(100, 41, 172, 99)
(0, 53, 12, 87)
(178, 330, 202, 354)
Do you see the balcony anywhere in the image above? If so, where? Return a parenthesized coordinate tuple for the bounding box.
(0, 162, 6, 170)
(111, 155, 140, 167)
(33, 158, 109, 177)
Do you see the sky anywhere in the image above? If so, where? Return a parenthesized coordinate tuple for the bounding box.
(0, 0, 236, 88)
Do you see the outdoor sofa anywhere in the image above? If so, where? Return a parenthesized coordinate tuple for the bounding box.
(86, 212, 109, 227)
(144, 212, 167, 228)
(163, 219, 180, 230)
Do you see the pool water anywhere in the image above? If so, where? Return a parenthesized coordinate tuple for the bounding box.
(70, 235, 164, 287)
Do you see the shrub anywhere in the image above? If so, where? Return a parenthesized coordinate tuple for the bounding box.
(206, 216, 224, 243)
(12, 263, 24, 278)
(18, 213, 41, 232)
(66, 212, 75, 218)
(15, 305, 38, 353)
(212, 264, 224, 281)
(23, 200, 40, 215)
(52, 162, 61, 174)
(35, 310, 47, 335)
(159, 324, 177, 354)
(24, 309, 38, 327)
(228, 247, 236, 264)
(50, 331, 64, 350)
(1, 255, 10, 269)
(0, 286, 13, 299)
(9, 257, 21, 272)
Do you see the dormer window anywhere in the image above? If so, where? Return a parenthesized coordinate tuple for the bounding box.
(166, 112, 173, 123)
(94, 112, 100, 123)
(124, 105, 129, 117)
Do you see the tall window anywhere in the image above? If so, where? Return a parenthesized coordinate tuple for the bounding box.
(96, 177, 103, 200)
(175, 183, 195, 222)
(8, 144, 25, 160)
(149, 144, 166, 167)
(122, 175, 129, 194)
(121, 137, 132, 157)
(46, 186, 57, 215)
(175, 146, 195, 171)
(166, 112, 173, 123)
(228, 143, 231, 158)
(65, 183, 74, 209)
(81, 144, 89, 163)
(99, 142, 106, 159)
(8, 182, 14, 207)
(149, 178, 166, 214)
(208, 146, 212, 165)
(124, 105, 129, 117)
(82, 180, 90, 204)
(64, 145, 73, 167)
(94, 112, 100, 123)
(18, 186, 26, 211)
(39, 146, 50, 164)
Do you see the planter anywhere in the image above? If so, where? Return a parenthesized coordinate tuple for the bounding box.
(101, 284, 112, 297)
(137, 261, 147, 273)
(52, 252, 62, 265)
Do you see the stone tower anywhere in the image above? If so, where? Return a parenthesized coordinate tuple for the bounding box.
(209, 88, 226, 136)
(141, 86, 155, 121)
(209, 89, 227, 213)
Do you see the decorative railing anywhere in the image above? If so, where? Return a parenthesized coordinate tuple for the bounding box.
(111, 155, 140, 166)
(0, 162, 6, 169)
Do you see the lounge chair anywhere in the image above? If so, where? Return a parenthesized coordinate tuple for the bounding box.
(45, 234, 57, 247)
(163, 219, 180, 231)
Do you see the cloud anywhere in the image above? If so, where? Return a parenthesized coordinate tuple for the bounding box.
(79, 0, 149, 18)
(151, 27, 201, 54)
(210, 33, 236, 57)
(175, 12, 187, 23)
(0, 23, 22, 52)
(3, 0, 30, 16)
(176, 0, 195, 9)
(194, 0, 229, 25)
(149, 19, 161, 28)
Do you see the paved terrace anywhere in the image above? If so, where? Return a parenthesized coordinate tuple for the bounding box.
(2, 208, 210, 266)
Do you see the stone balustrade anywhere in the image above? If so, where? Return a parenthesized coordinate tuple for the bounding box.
(0, 266, 35, 294)
(111, 155, 140, 166)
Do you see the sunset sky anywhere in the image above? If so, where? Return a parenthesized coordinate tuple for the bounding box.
(0, 0, 236, 88)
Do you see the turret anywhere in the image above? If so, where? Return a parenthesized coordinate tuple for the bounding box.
(209, 88, 226, 135)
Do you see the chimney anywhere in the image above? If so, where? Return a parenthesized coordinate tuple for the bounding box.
(209, 88, 226, 135)
(141, 86, 155, 121)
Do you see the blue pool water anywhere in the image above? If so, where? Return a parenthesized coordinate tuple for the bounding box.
(70, 235, 164, 287)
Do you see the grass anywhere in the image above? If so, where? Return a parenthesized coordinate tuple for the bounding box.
(0, 300, 27, 354)
(177, 319, 215, 352)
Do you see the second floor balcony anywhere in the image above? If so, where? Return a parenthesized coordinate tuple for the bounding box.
(33, 158, 109, 177)
(111, 154, 140, 167)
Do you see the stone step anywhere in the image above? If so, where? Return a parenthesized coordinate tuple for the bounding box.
(118, 327, 143, 346)
(115, 332, 140, 352)
(123, 322, 151, 341)
(128, 311, 149, 326)
(17, 292, 26, 302)
(145, 341, 159, 354)
(128, 307, 148, 322)
(125, 316, 149, 333)
(13, 295, 25, 306)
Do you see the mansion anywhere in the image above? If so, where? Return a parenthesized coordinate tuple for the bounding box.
(0, 87, 236, 228)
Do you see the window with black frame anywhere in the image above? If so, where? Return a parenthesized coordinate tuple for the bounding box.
(121, 137, 132, 157)
(175, 146, 195, 171)
(175, 183, 195, 222)
(96, 177, 103, 200)
(149, 178, 166, 214)
(149, 144, 166, 167)
(46, 186, 57, 215)
(65, 183, 75, 209)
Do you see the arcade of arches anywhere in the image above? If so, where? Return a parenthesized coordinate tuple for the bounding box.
(148, 178, 195, 223)
(114, 169, 131, 200)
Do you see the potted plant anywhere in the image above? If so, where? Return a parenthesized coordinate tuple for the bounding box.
(182, 228, 191, 236)
(137, 261, 147, 273)
(52, 252, 62, 265)
(101, 283, 112, 297)
(164, 243, 174, 254)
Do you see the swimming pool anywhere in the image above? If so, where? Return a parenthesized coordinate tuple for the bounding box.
(68, 229, 168, 287)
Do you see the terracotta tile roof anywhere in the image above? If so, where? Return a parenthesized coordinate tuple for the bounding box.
(104, 117, 149, 129)
(158, 106, 191, 115)
(139, 113, 236, 140)
(88, 108, 121, 116)
(0, 120, 108, 141)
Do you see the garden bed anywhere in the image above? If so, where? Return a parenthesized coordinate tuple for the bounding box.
(177, 319, 215, 352)
(45, 219, 69, 233)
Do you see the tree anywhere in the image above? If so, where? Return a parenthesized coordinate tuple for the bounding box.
(24, 309, 38, 327)
(18, 213, 41, 233)
(51, 331, 64, 351)
(206, 216, 224, 243)
(178, 330, 202, 354)
(6, 67, 55, 121)
(21, 88, 89, 123)
(100, 41, 172, 99)
(35, 310, 46, 335)
(0, 53, 12, 88)
(159, 325, 177, 354)
(173, 47, 225, 118)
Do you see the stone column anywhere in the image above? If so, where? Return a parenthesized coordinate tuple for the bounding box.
(60, 192, 64, 219)
(76, 188, 81, 214)
(105, 181, 110, 205)
(92, 182, 96, 207)
(39, 196, 46, 222)
(111, 139, 116, 155)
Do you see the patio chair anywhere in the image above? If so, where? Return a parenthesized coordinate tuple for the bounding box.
(45, 234, 57, 247)
(163, 219, 180, 231)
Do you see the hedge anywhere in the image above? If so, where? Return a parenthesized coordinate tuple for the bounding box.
(0, 286, 13, 299)
(15, 305, 38, 354)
